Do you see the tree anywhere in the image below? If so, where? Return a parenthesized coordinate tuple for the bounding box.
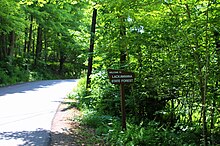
(84, 0, 220, 144)
(86, 7, 97, 88)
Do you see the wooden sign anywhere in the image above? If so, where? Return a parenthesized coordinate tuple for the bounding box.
(107, 69, 135, 130)
(107, 69, 134, 84)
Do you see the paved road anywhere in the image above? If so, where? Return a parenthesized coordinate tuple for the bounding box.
(0, 80, 77, 146)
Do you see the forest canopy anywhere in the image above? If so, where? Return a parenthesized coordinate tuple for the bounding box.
(0, 0, 91, 85)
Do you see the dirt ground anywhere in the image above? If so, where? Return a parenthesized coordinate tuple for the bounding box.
(50, 98, 82, 146)
(50, 98, 105, 146)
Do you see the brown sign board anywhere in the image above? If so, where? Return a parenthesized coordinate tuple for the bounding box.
(107, 69, 135, 84)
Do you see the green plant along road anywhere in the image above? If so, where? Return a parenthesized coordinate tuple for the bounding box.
(1, 0, 220, 145)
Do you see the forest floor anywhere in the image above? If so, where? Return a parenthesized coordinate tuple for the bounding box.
(50, 98, 105, 146)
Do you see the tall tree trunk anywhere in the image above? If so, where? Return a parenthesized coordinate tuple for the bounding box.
(193, 42, 208, 146)
(86, 8, 97, 88)
(0, 33, 4, 60)
(119, 16, 126, 68)
(28, 15, 33, 54)
(8, 31, 15, 57)
(196, 56, 208, 146)
(35, 25, 43, 65)
(59, 49, 66, 75)
(32, 36, 35, 60)
(24, 28, 28, 54)
(211, 30, 220, 145)
(202, 6, 210, 146)
(0, 33, 7, 60)
(44, 29, 48, 63)
(24, 15, 33, 70)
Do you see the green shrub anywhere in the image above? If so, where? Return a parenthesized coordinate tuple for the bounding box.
(89, 71, 120, 115)
(0, 59, 29, 86)
(106, 121, 198, 146)
(0, 68, 10, 86)
(71, 76, 89, 109)
(80, 110, 114, 135)
(71, 71, 120, 115)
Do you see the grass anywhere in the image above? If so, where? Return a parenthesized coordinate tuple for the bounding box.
(74, 125, 106, 145)
(71, 110, 107, 146)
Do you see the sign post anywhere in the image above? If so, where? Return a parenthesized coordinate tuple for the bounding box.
(107, 69, 134, 130)
(120, 84, 126, 130)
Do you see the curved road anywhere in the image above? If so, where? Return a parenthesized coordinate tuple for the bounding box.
(0, 79, 77, 146)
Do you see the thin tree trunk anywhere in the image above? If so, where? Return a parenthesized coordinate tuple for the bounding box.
(119, 16, 126, 68)
(1, 33, 7, 59)
(44, 29, 48, 63)
(8, 31, 15, 57)
(24, 28, 28, 54)
(86, 8, 97, 88)
(211, 29, 220, 145)
(27, 15, 33, 54)
(193, 41, 208, 146)
(35, 25, 43, 65)
(59, 49, 65, 75)
(32, 37, 35, 61)
(0, 33, 4, 60)
(203, 5, 210, 145)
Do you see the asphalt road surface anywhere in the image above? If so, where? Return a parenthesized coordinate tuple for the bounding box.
(0, 79, 77, 146)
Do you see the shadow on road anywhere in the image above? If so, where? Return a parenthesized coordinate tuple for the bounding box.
(0, 128, 80, 146)
(0, 80, 77, 97)
(50, 130, 79, 146)
(0, 129, 50, 146)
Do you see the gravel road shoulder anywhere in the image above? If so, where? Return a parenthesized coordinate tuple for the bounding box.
(50, 98, 81, 146)
(50, 98, 106, 146)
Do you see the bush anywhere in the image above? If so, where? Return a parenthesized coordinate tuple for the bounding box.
(89, 71, 120, 115)
(106, 121, 198, 146)
(0, 59, 29, 86)
(71, 76, 89, 109)
(72, 71, 120, 115)
(80, 110, 114, 135)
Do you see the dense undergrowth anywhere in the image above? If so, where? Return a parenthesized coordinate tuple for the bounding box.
(0, 58, 78, 87)
(71, 71, 220, 146)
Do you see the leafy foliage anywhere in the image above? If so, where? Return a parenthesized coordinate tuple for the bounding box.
(0, 0, 90, 85)
(72, 0, 220, 145)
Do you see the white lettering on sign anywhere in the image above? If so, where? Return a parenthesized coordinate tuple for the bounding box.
(121, 79, 133, 83)
(111, 79, 134, 84)
(112, 75, 133, 79)
(112, 79, 121, 83)
(109, 71, 119, 74)
(109, 71, 122, 74)
(108, 69, 134, 84)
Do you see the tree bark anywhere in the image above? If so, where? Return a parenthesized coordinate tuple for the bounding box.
(59, 48, 66, 75)
(0, 33, 7, 60)
(211, 30, 220, 145)
(24, 28, 28, 54)
(27, 15, 33, 54)
(35, 25, 43, 65)
(8, 31, 15, 57)
(119, 17, 126, 68)
(86, 8, 97, 88)
(44, 29, 48, 63)
(0, 33, 4, 60)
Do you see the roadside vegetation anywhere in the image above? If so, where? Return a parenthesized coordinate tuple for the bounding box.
(70, 1, 220, 145)
(71, 72, 220, 145)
